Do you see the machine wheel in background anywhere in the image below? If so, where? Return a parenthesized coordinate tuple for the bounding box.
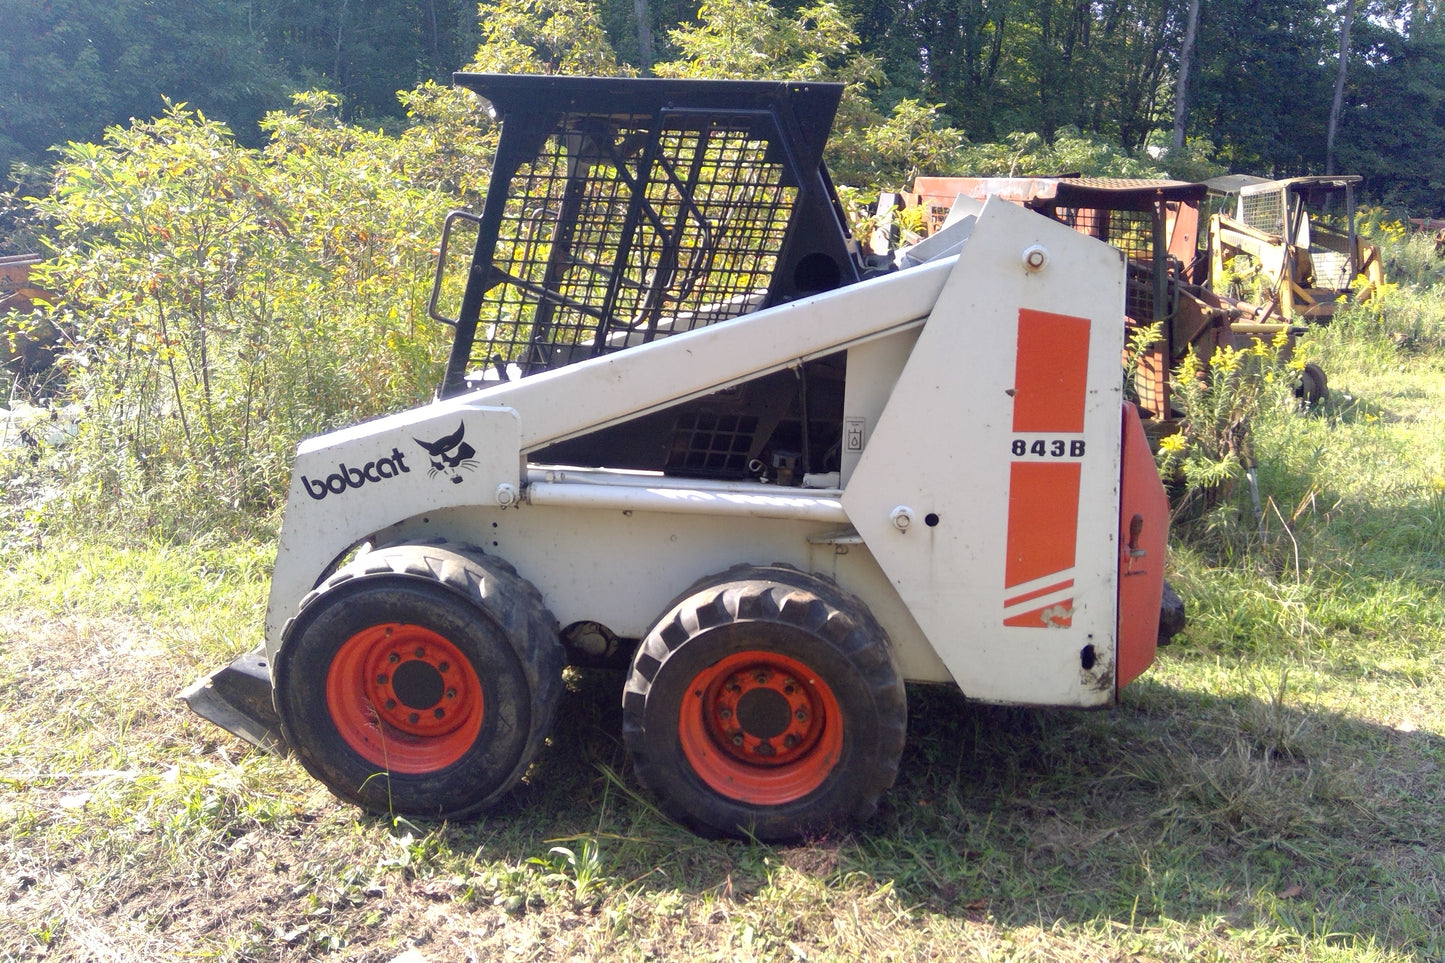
(274, 542, 563, 819)
(1296, 362, 1328, 406)
(623, 566, 906, 840)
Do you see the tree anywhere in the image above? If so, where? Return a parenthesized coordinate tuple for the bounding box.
(1172, 0, 1202, 148)
(1326, 0, 1357, 173)
(29, 97, 457, 531)
(469, 0, 632, 74)
(1185, 0, 1334, 173)
(635, 0, 656, 67)
(250, 0, 479, 123)
(1331, 9, 1445, 209)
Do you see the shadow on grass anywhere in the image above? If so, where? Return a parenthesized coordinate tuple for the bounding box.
(418, 667, 1444, 958)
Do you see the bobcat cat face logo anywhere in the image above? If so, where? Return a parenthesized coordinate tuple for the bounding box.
(414, 422, 477, 484)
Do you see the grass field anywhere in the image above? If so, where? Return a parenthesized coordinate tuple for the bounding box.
(2, 271, 1443, 961)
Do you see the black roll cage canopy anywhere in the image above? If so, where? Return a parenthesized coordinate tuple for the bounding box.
(432, 74, 866, 398)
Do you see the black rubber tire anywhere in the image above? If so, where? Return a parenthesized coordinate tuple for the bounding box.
(273, 541, 563, 820)
(622, 565, 906, 841)
(1296, 362, 1328, 406)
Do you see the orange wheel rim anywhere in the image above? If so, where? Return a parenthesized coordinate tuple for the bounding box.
(678, 649, 842, 805)
(327, 623, 483, 773)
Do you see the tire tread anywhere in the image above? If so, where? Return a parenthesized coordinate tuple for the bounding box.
(623, 565, 906, 840)
(276, 540, 563, 820)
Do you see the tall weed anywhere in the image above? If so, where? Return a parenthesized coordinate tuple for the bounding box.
(1158, 332, 1302, 556)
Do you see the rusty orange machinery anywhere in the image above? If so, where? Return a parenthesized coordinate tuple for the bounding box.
(0, 254, 52, 314)
(899, 177, 1300, 421)
(1, 254, 60, 375)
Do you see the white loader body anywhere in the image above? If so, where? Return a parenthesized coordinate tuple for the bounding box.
(267, 197, 1147, 707)
(185, 74, 1173, 839)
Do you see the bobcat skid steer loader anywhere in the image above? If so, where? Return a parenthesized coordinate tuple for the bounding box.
(183, 74, 1181, 840)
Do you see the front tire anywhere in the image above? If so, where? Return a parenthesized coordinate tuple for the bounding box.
(273, 542, 563, 819)
(623, 566, 906, 840)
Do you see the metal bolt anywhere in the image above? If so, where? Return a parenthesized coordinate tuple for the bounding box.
(795, 709, 808, 722)
(388, 652, 400, 664)
(408, 713, 420, 724)
(719, 708, 732, 719)
(784, 735, 799, 749)
(732, 733, 745, 746)
(445, 688, 457, 700)
(754, 670, 770, 684)
(437, 662, 450, 673)
(754, 742, 775, 757)
(433, 708, 445, 719)
(385, 699, 397, 710)
(414, 647, 425, 658)
(890, 506, 914, 532)
(1022, 244, 1049, 271)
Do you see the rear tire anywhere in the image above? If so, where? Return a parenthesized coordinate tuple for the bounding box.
(273, 542, 563, 819)
(623, 566, 906, 840)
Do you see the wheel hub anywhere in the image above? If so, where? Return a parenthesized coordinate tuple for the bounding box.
(702, 660, 824, 767)
(390, 659, 446, 710)
(357, 629, 471, 736)
(327, 622, 484, 771)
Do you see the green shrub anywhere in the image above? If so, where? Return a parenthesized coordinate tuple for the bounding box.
(20, 97, 466, 539)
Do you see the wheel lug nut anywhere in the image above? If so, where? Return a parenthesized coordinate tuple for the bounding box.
(754, 671, 769, 684)
(414, 647, 425, 658)
(438, 662, 449, 673)
(408, 713, 420, 724)
(376, 674, 388, 686)
(732, 733, 745, 746)
(445, 688, 457, 700)
(718, 708, 732, 719)
(795, 709, 808, 722)
(385, 699, 397, 710)
(388, 653, 400, 664)
(784, 735, 799, 749)
(433, 708, 445, 719)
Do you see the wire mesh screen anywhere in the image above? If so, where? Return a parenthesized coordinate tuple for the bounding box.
(1044, 205, 1169, 415)
(1048, 207, 1156, 322)
(1310, 249, 1354, 289)
(1240, 190, 1285, 236)
(469, 112, 796, 382)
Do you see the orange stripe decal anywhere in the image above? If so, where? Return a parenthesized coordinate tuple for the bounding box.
(1012, 309, 1091, 433)
(1004, 601, 1074, 629)
(1004, 462, 1081, 589)
(1003, 308, 1090, 628)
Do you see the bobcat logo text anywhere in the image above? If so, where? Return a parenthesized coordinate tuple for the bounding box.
(301, 448, 411, 500)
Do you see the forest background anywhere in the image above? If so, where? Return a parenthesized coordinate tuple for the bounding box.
(4, 0, 1445, 214)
